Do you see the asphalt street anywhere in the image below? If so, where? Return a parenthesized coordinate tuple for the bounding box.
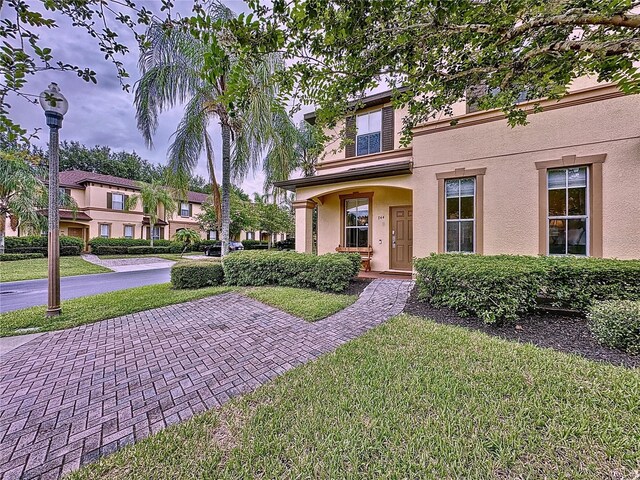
(0, 268, 171, 313)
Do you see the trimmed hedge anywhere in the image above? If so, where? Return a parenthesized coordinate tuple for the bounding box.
(241, 240, 269, 250)
(588, 300, 640, 354)
(127, 246, 170, 255)
(415, 254, 640, 324)
(275, 238, 295, 250)
(416, 254, 547, 324)
(171, 261, 225, 289)
(4, 235, 83, 256)
(194, 240, 220, 252)
(0, 253, 45, 261)
(92, 245, 129, 256)
(543, 257, 640, 311)
(223, 251, 360, 292)
(88, 237, 173, 250)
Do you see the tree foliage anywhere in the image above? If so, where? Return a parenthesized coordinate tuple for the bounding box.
(234, 0, 640, 140)
(126, 181, 176, 246)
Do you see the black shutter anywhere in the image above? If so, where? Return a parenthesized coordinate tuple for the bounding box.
(146, 227, 150, 240)
(107, 192, 112, 209)
(188, 203, 193, 217)
(160, 227, 165, 240)
(381, 106, 394, 151)
(345, 116, 356, 158)
(123, 195, 129, 211)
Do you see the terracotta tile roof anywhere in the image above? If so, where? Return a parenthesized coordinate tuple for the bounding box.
(37, 209, 93, 221)
(59, 170, 211, 204)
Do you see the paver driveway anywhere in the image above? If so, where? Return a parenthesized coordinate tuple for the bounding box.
(0, 279, 413, 479)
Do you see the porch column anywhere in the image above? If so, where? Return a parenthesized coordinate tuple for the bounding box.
(293, 199, 316, 253)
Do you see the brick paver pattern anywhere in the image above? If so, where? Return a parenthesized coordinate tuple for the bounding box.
(0, 279, 413, 479)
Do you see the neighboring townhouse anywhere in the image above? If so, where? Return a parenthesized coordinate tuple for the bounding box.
(4, 170, 213, 248)
(275, 78, 640, 272)
(4, 170, 291, 249)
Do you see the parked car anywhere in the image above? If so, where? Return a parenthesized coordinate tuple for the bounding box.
(204, 241, 244, 257)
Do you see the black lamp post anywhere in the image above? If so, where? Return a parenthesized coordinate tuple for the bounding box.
(39, 83, 68, 317)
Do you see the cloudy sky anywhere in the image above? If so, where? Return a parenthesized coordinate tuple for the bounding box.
(6, 0, 309, 196)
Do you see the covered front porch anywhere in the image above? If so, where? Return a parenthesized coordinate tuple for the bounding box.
(277, 161, 414, 272)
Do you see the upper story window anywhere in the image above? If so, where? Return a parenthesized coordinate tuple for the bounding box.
(111, 193, 124, 211)
(548, 167, 588, 255)
(445, 178, 475, 252)
(180, 202, 190, 217)
(356, 110, 381, 156)
(344, 197, 370, 248)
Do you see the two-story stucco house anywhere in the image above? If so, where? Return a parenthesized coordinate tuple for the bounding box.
(4, 170, 289, 249)
(275, 78, 640, 272)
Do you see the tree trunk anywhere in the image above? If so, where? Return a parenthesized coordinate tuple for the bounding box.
(205, 133, 222, 231)
(150, 221, 154, 247)
(0, 212, 5, 255)
(221, 122, 231, 257)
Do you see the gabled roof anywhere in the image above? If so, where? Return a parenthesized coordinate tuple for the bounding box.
(304, 87, 408, 125)
(59, 170, 210, 204)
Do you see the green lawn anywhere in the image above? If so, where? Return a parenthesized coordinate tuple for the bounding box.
(69, 314, 640, 480)
(97, 253, 207, 262)
(244, 287, 357, 321)
(0, 283, 233, 337)
(0, 256, 111, 282)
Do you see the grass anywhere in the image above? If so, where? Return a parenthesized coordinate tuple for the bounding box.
(243, 286, 357, 321)
(0, 256, 111, 282)
(97, 253, 207, 262)
(0, 283, 233, 337)
(69, 314, 640, 480)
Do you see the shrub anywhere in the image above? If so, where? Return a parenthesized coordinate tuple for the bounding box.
(241, 240, 269, 250)
(415, 254, 547, 324)
(168, 241, 186, 254)
(60, 245, 81, 256)
(171, 261, 225, 289)
(0, 253, 44, 261)
(588, 300, 640, 354)
(332, 252, 362, 277)
(92, 245, 130, 256)
(126, 246, 170, 255)
(88, 237, 172, 251)
(4, 235, 83, 256)
(275, 238, 295, 251)
(415, 254, 640, 324)
(194, 240, 220, 252)
(543, 257, 640, 312)
(223, 251, 357, 292)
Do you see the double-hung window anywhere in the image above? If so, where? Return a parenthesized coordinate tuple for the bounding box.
(180, 202, 190, 217)
(548, 167, 588, 255)
(111, 193, 124, 211)
(99, 224, 110, 238)
(356, 111, 381, 156)
(151, 226, 161, 240)
(445, 178, 475, 252)
(124, 225, 134, 239)
(209, 230, 218, 241)
(344, 198, 369, 248)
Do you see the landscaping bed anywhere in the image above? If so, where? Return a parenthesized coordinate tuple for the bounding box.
(404, 287, 639, 368)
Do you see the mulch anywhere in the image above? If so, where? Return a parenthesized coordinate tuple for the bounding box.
(403, 287, 639, 369)
(344, 278, 372, 297)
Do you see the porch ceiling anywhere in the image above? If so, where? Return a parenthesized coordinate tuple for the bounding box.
(273, 160, 412, 192)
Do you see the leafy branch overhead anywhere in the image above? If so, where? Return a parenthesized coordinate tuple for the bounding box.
(234, 0, 640, 139)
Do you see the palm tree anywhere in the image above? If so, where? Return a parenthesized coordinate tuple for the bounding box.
(134, 1, 297, 256)
(126, 181, 176, 247)
(173, 227, 201, 256)
(0, 151, 47, 253)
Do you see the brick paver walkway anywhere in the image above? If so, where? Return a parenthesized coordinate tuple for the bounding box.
(0, 279, 413, 479)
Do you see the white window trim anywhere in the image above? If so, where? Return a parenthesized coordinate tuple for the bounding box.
(111, 193, 125, 211)
(547, 167, 589, 256)
(180, 202, 190, 217)
(344, 198, 370, 248)
(356, 110, 382, 157)
(444, 178, 476, 253)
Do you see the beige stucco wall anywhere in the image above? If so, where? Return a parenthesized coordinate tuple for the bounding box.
(297, 182, 413, 271)
(295, 86, 640, 263)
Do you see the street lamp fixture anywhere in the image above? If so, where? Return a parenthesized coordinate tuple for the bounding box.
(39, 82, 69, 317)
